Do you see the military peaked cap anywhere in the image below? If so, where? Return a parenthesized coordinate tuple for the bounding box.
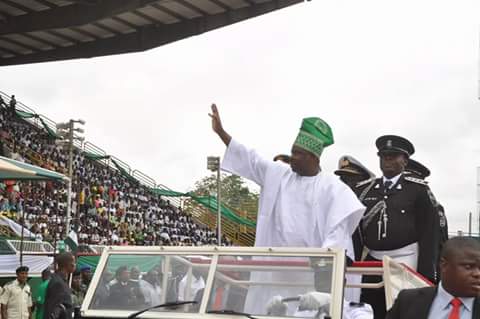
(334, 155, 375, 179)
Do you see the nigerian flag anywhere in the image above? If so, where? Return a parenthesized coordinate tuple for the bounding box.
(65, 230, 78, 251)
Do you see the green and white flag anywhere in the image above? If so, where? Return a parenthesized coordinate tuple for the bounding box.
(65, 230, 78, 251)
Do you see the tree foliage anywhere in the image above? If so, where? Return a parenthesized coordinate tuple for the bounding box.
(192, 173, 259, 215)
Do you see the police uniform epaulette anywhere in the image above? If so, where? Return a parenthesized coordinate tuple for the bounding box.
(404, 176, 429, 186)
(355, 177, 376, 188)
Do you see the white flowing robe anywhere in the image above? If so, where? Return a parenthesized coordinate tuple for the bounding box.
(221, 139, 365, 315)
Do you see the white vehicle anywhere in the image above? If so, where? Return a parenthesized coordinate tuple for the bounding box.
(81, 246, 432, 319)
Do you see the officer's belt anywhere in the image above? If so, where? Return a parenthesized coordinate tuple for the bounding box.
(369, 242, 419, 270)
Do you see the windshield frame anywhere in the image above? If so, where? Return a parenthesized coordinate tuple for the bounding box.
(81, 246, 346, 319)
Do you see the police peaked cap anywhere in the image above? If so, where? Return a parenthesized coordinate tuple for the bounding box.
(376, 135, 415, 157)
(405, 158, 430, 179)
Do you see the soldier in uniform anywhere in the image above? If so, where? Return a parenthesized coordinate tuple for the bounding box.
(357, 135, 440, 319)
(335, 155, 376, 190)
(334, 155, 376, 261)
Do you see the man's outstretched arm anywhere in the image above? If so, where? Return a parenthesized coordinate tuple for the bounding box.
(209, 103, 231, 146)
(210, 104, 269, 187)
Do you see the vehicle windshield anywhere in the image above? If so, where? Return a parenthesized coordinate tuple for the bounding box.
(89, 254, 212, 313)
(205, 255, 335, 316)
(81, 247, 346, 319)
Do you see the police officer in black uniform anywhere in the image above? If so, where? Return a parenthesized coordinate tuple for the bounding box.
(404, 158, 430, 180)
(405, 158, 448, 245)
(358, 135, 440, 319)
(405, 158, 449, 274)
(335, 155, 376, 261)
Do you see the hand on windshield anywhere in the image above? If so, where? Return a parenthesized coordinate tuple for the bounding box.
(298, 292, 331, 311)
(266, 295, 287, 316)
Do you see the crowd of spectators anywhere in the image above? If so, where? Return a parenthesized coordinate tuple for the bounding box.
(0, 102, 230, 247)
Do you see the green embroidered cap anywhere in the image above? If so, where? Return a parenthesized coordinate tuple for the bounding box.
(293, 117, 334, 157)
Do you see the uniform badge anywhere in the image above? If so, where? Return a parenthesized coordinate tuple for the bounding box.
(340, 159, 350, 168)
(387, 140, 392, 147)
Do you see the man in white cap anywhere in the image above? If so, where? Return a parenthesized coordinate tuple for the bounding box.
(335, 155, 376, 261)
(209, 104, 365, 315)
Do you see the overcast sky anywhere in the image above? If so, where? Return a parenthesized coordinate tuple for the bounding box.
(1, 0, 480, 234)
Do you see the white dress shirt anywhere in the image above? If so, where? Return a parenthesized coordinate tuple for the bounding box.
(382, 173, 402, 189)
(428, 282, 474, 319)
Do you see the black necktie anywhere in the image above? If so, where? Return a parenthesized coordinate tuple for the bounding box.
(384, 180, 392, 190)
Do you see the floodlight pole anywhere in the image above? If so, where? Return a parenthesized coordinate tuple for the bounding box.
(66, 120, 74, 239)
(19, 208, 25, 266)
(207, 156, 221, 245)
(217, 163, 221, 246)
(469, 212, 473, 237)
(477, 167, 480, 236)
(57, 119, 85, 241)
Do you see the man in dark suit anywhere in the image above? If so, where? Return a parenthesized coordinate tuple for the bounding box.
(43, 253, 76, 319)
(386, 236, 480, 319)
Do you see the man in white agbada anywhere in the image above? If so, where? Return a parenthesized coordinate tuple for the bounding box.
(267, 292, 373, 319)
(209, 104, 365, 316)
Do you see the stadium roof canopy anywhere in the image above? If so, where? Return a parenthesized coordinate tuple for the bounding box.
(0, 0, 304, 66)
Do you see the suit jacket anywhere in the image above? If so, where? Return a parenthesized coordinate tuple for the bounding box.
(43, 273, 73, 319)
(386, 287, 480, 319)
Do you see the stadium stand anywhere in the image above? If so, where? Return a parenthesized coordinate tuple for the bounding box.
(0, 93, 231, 248)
